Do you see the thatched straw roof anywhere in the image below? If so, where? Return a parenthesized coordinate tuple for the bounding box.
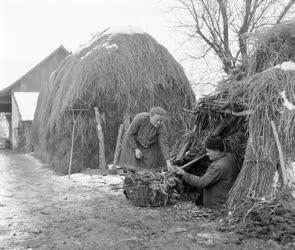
(33, 26, 195, 174)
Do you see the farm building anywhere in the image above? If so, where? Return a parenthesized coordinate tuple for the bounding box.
(0, 46, 69, 150)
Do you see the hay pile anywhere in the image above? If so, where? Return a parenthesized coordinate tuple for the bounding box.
(248, 21, 295, 75)
(33, 27, 195, 174)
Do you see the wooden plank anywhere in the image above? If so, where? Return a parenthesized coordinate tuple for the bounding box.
(271, 120, 287, 186)
(112, 123, 124, 172)
(94, 107, 107, 175)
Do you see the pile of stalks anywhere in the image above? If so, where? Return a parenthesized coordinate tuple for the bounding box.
(219, 189, 295, 245)
(227, 69, 295, 210)
(170, 96, 247, 166)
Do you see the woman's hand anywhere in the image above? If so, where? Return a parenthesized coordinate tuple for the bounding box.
(135, 148, 143, 159)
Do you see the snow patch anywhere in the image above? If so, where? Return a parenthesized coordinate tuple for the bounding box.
(80, 42, 118, 60)
(274, 61, 295, 71)
(287, 162, 295, 185)
(280, 90, 295, 111)
(56, 173, 124, 191)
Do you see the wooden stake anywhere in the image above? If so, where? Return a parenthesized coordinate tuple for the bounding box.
(94, 107, 107, 175)
(123, 113, 130, 131)
(68, 110, 76, 179)
(271, 120, 287, 186)
(112, 123, 124, 172)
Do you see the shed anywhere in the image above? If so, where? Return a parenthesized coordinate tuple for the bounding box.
(0, 45, 69, 148)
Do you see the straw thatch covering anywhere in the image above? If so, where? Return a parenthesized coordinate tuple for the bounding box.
(248, 21, 295, 75)
(32, 27, 195, 174)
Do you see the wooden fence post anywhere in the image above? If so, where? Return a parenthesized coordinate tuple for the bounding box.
(94, 107, 107, 175)
(271, 120, 287, 186)
(68, 110, 76, 179)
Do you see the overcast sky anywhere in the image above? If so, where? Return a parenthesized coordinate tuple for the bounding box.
(0, 0, 214, 96)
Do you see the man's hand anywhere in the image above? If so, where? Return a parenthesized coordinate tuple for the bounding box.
(135, 148, 143, 159)
(175, 167, 185, 176)
(166, 160, 173, 171)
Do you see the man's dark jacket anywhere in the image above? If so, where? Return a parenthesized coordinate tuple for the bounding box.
(182, 153, 239, 210)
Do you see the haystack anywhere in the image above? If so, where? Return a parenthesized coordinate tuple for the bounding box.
(32, 26, 195, 174)
(248, 21, 295, 75)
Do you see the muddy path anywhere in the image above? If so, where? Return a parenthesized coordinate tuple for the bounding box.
(0, 150, 291, 249)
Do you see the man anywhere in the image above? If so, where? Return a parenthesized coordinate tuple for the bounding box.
(175, 136, 239, 210)
(119, 106, 173, 171)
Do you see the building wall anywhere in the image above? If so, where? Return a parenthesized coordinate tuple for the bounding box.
(10, 47, 69, 148)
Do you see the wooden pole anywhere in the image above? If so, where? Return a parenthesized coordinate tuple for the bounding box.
(112, 123, 124, 172)
(180, 153, 207, 171)
(94, 107, 107, 175)
(68, 111, 76, 179)
(271, 120, 287, 186)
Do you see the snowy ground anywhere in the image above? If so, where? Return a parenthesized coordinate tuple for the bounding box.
(0, 150, 294, 249)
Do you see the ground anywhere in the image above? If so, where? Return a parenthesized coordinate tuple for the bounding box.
(0, 150, 294, 250)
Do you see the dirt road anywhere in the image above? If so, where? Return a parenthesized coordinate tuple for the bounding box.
(0, 150, 290, 249)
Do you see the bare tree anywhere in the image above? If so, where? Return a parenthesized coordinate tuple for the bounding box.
(171, 0, 295, 74)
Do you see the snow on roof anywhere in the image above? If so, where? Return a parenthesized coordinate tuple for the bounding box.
(13, 92, 39, 121)
(105, 25, 145, 35)
(80, 42, 118, 60)
(267, 61, 295, 72)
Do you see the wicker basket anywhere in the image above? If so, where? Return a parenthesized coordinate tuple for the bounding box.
(124, 183, 173, 207)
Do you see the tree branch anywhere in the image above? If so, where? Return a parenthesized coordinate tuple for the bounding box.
(276, 0, 295, 24)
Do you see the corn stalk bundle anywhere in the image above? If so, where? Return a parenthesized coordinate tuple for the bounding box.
(124, 170, 180, 207)
(227, 69, 295, 211)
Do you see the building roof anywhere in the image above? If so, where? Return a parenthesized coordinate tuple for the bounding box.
(13, 92, 39, 121)
(0, 45, 69, 112)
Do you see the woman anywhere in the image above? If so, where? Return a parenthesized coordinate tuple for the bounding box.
(119, 106, 173, 171)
